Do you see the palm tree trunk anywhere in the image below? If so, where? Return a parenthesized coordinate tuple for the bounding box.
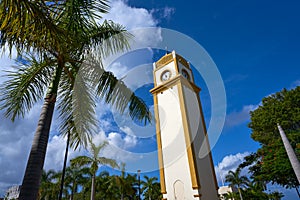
(71, 184, 75, 200)
(18, 96, 56, 200)
(91, 173, 96, 200)
(59, 131, 71, 200)
(277, 124, 300, 184)
(238, 188, 243, 200)
(19, 66, 63, 200)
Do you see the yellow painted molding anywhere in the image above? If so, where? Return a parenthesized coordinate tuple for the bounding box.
(150, 75, 200, 95)
(173, 53, 179, 75)
(154, 52, 190, 71)
(155, 53, 174, 70)
(153, 94, 167, 194)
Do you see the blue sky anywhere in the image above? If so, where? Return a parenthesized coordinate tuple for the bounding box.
(0, 0, 299, 198)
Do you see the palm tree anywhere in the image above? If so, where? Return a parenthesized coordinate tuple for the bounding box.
(225, 168, 249, 200)
(277, 124, 300, 184)
(113, 163, 139, 200)
(244, 180, 268, 199)
(95, 171, 119, 199)
(268, 191, 284, 200)
(71, 141, 119, 200)
(222, 191, 238, 200)
(58, 131, 71, 200)
(0, 1, 151, 199)
(63, 165, 90, 200)
(141, 176, 159, 200)
(38, 170, 59, 200)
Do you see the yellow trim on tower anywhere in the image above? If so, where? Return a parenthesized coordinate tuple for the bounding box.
(155, 53, 174, 70)
(153, 51, 191, 71)
(150, 75, 200, 95)
(153, 94, 167, 194)
(173, 53, 179, 75)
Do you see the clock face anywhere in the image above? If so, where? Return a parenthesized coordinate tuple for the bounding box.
(161, 70, 171, 81)
(181, 69, 190, 80)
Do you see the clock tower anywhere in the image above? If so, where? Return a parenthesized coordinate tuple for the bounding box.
(150, 51, 218, 200)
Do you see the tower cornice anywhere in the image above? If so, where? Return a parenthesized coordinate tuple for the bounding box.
(150, 75, 201, 94)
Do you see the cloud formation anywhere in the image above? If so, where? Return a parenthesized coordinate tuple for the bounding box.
(214, 152, 250, 186)
(225, 104, 258, 128)
(105, 0, 157, 30)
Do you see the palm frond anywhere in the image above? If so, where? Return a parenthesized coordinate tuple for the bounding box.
(64, 0, 109, 22)
(97, 157, 119, 169)
(58, 0, 109, 40)
(71, 155, 93, 167)
(90, 141, 108, 159)
(81, 57, 152, 124)
(88, 20, 132, 59)
(0, 0, 64, 54)
(95, 68, 151, 124)
(57, 64, 98, 149)
(0, 55, 55, 121)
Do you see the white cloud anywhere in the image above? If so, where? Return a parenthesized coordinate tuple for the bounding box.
(44, 128, 139, 173)
(0, 103, 42, 195)
(107, 132, 137, 149)
(150, 7, 175, 21)
(104, 0, 157, 30)
(43, 135, 84, 172)
(290, 79, 300, 89)
(162, 7, 175, 19)
(120, 126, 134, 136)
(101, 0, 163, 52)
(225, 104, 258, 128)
(0, 47, 18, 82)
(91, 130, 141, 166)
(214, 152, 250, 186)
(106, 62, 128, 79)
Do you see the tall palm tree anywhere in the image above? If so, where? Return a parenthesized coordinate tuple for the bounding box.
(0, 1, 151, 200)
(225, 168, 249, 200)
(71, 141, 119, 200)
(277, 124, 300, 184)
(141, 176, 159, 200)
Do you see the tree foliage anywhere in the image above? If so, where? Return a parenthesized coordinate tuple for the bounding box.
(141, 176, 162, 200)
(38, 166, 162, 200)
(244, 86, 300, 188)
(224, 167, 284, 200)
